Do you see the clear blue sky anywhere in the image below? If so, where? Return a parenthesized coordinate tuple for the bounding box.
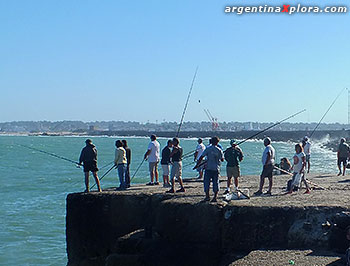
(1, 0, 349, 123)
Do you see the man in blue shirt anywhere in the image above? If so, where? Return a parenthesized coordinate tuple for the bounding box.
(194, 136, 224, 202)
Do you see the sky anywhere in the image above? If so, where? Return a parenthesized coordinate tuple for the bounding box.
(1, 0, 350, 124)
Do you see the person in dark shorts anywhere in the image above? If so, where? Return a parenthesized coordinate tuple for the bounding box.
(337, 138, 350, 176)
(161, 140, 172, 188)
(122, 140, 131, 188)
(254, 137, 275, 196)
(79, 139, 102, 192)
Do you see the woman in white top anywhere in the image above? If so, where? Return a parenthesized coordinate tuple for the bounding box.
(287, 143, 310, 194)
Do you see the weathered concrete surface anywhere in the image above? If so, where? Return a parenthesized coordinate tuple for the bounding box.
(226, 250, 343, 265)
(66, 173, 350, 265)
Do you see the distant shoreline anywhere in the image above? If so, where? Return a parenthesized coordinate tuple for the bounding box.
(2, 129, 350, 143)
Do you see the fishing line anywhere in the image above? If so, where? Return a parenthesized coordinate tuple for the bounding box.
(176, 66, 199, 137)
(309, 88, 346, 138)
(20, 144, 80, 166)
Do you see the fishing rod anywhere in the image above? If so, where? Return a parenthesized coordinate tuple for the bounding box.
(99, 161, 114, 170)
(90, 163, 116, 190)
(20, 144, 80, 166)
(182, 149, 197, 159)
(309, 88, 346, 138)
(176, 66, 199, 137)
(236, 109, 306, 146)
(185, 109, 305, 160)
(91, 158, 145, 189)
(274, 166, 325, 190)
(193, 109, 306, 170)
(130, 158, 146, 183)
(182, 160, 199, 168)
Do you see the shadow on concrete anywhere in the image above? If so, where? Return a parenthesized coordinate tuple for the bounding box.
(306, 250, 344, 266)
(314, 175, 334, 178)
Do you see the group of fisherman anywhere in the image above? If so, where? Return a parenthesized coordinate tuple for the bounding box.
(78, 139, 131, 192)
(79, 133, 350, 201)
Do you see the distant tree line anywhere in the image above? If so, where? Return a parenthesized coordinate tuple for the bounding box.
(0, 120, 348, 133)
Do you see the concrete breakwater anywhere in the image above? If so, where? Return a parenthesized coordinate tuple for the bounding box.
(66, 174, 350, 265)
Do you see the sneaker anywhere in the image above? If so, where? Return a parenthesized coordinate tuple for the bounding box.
(337, 172, 342, 176)
(166, 188, 175, 193)
(211, 198, 217, 202)
(223, 189, 230, 195)
(253, 190, 262, 196)
(204, 197, 210, 201)
(116, 186, 126, 191)
(304, 190, 311, 194)
(146, 182, 154, 186)
(263, 191, 272, 196)
(176, 187, 185, 193)
(154, 182, 160, 185)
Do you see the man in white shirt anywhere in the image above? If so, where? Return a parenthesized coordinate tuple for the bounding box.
(194, 138, 206, 179)
(254, 137, 275, 196)
(144, 135, 160, 185)
(302, 136, 311, 173)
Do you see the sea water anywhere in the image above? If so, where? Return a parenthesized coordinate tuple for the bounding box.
(0, 135, 338, 265)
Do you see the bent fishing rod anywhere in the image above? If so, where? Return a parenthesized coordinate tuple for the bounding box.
(176, 66, 199, 137)
(20, 144, 80, 166)
(193, 109, 306, 170)
(309, 87, 346, 138)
